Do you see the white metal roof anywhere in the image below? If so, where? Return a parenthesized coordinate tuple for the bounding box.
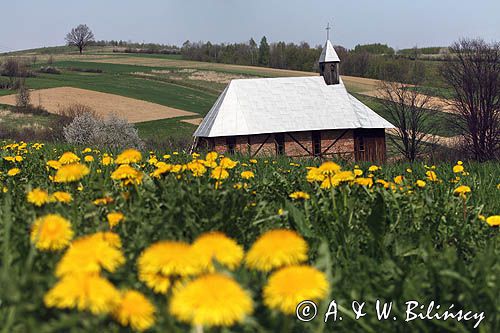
(319, 40, 340, 63)
(193, 76, 394, 138)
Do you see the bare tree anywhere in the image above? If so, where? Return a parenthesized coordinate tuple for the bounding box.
(378, 80, 438, 161)
(65, 24, 95, 54)
(15, 79, 31, 112)
(440, 38, 500, 161)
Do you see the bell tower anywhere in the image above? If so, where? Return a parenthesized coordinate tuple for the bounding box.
(319, 23, 340, 85)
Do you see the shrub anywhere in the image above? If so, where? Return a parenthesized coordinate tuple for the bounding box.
(93, 115, 145, 150)
(63, 112, 144, 150)
(57, 103, 98, 120)
(38, 66, 61, 74)
(62, 112, 99, 146)
(67, 67, 103, 73)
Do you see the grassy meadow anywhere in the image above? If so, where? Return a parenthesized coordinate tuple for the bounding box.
(0, 142, 498, 332)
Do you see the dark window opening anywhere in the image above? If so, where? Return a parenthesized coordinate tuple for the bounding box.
(358, 136, 365, 152)
(312, 131, 321, 157)
(226, 137, 236, 154)
(275, 133, 285, 155)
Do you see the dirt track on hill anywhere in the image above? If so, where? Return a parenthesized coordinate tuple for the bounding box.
(0, 87, 197, 123)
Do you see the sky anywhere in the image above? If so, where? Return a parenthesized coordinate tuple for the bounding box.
(1, 0, 499, 52)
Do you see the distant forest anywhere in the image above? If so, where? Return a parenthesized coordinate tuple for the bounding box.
(96, 38, 448, 84)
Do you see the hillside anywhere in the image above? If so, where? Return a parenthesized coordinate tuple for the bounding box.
(0, 47, 460, 147)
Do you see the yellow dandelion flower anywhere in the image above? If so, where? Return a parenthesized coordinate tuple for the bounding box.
(306, 167, 324, 182)
(192, 232, 244, 271)
(353, 168, 363, 177)
(50, 191, 73, 203)
(394, 175, 404, 184)
(219, 157, 238, 169)
(27, 188, 50, 207)
(263, 265, 329, 314)
(416, 180, 426, 188)
(211, 166, 229, 180)
(289, 191, 310, 200)
(454, 185, 471, 198)
(7, 168, 20, 176)
(115, 148, 142, 164)
(101, 155, 114, 166)
(113, 290, 156, 332)
(320, 171, 353, 188)
(56, 232, 125, 277)
(84, 155, 94, 162)
(46, 160, 61, 170)
(31, 214, 73, 251)
(485, 215, 500, 227)
(107, 212, 125, 228)
(241, 171, 255, 180)
(148, 156, 158, 165)
(368, 165, 380, 172)
(187, 161, 207, 177)
(138, 241, 203, 293)
(169, 273, 252, 327)
(44, 273, 120, 315)
(249, 159, 258, 164)
(406, 168, 413, 173)
(54, 163, 90, 183)
(426, 170, 438, 182)
(246, 229, 308, 272)
(93, 196, 114, 205)
(58, 152, 80, 165)
(111, 164, 143, 186)
(206, 151, 218, 162)
(319, 161, 341, 175)
(354, 177, 373, 187)
(82, 148, 92, 153)
(453, 164, 464, 173)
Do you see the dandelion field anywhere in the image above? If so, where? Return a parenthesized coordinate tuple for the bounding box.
(0, 142, 499, 332)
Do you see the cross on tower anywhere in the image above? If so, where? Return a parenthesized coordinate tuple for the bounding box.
(326, 22, 331, 40)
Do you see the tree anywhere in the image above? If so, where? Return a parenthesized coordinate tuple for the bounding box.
(258, 36, 270, 66)
(440, 38, 500, 161)
(15, 79, 31, 112)
(65, 24, 95, 54)
(378, 79, 438, 162)
(249, 38, 257, 65)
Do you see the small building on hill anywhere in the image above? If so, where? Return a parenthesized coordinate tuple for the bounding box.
(193, 35, 394, 162)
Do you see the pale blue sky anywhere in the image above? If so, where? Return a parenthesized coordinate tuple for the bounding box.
(1, 0, 499, 52)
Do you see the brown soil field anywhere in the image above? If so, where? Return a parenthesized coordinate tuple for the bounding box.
(180, 118, 204, 126)
(0, 87, 197, 123)
(134, 69, 254, 84)
(79, 56, 316, 77)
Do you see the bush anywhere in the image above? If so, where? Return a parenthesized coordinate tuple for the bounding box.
(38, 66, 61, 74)
(57, 103, 98, 120)
(67, 67, 103, 73)
(62, 112, 99, 146)
(63, 113, 144, 150)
